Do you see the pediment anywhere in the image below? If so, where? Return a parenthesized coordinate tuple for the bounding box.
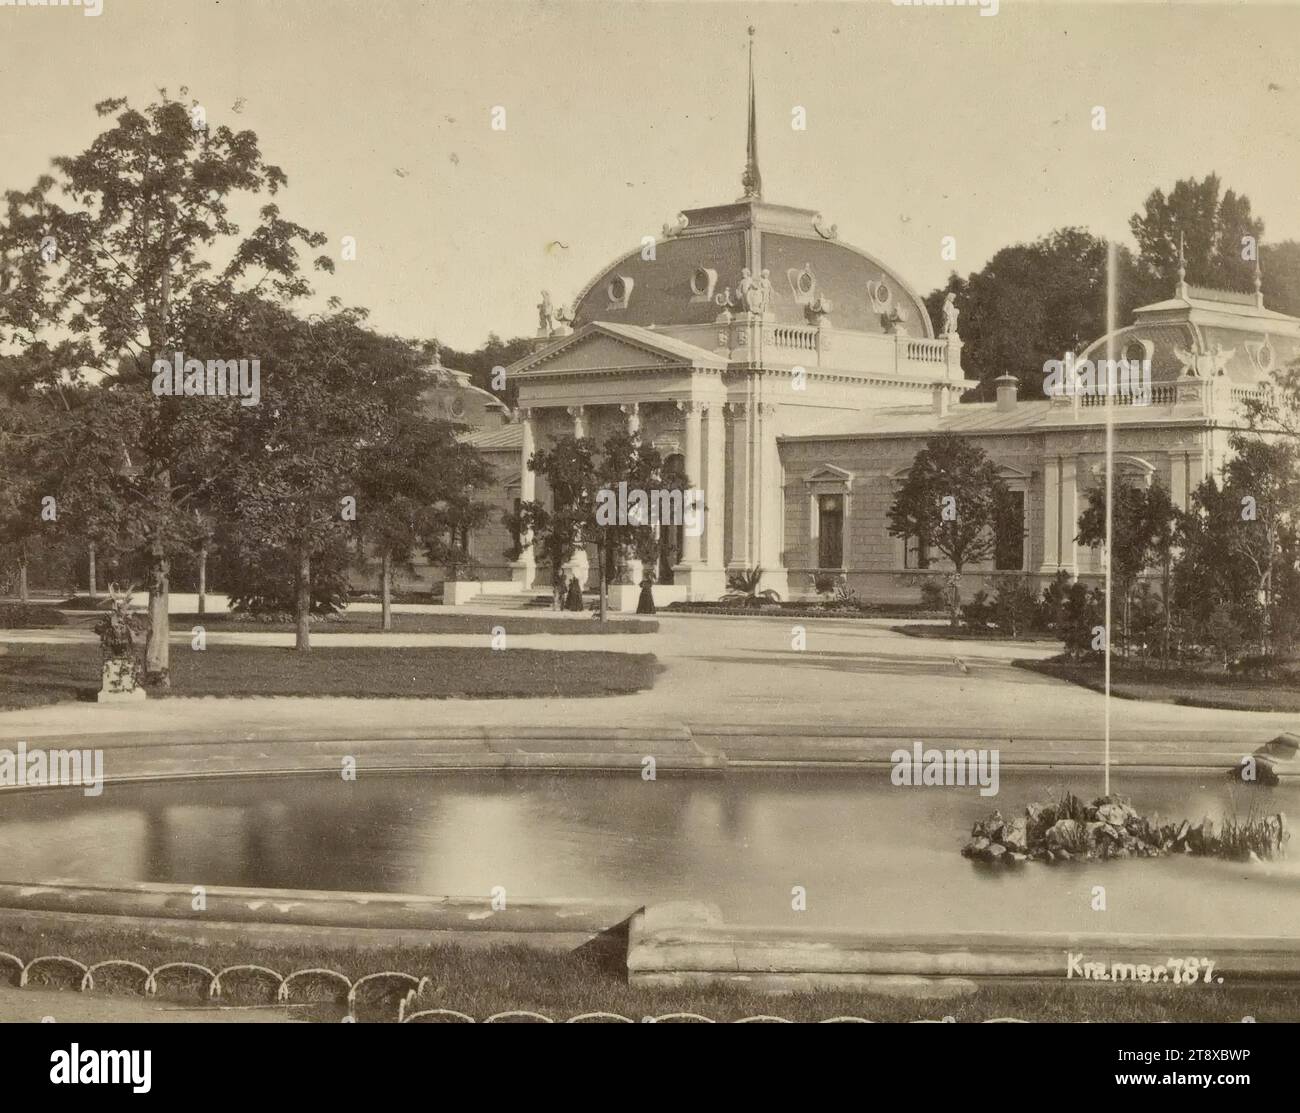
(537, 332, 678, 372)
(510, 323, 725, 377)
(805, 463, 854, 487)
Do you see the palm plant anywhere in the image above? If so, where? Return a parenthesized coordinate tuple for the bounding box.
(721, 566, 782, 607)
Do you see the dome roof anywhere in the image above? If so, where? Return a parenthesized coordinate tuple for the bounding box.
(1079, 284, 1300, 386)
(566, 30, 932, 342)
(570, 199, 934, 338)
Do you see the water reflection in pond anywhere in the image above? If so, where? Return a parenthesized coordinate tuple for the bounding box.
(1, 770, 1296, 936)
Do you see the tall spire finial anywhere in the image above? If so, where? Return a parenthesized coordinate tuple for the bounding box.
(1176, 231, 1188, 298)
(740, 26, 762, 200)
(1254, 241, 1264, 308)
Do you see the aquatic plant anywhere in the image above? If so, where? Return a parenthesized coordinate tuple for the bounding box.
(963, 791, 1288, 866)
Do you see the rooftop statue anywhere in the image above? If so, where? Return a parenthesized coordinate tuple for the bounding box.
(941, 292, 960, 337)
(739, 267, 774, 315)
(537, 290, 572, 337)
(1174, 340, 1235, 377)
(538, 290, 558, 334)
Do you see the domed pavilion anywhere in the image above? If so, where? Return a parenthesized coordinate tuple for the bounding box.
(444, 38, 1297, 610)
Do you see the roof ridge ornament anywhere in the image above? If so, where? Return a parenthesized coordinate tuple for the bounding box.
(662, 212, 689, 238)
(1254, 243, 1265, 308)
(812, 213, 838, 240)
(739, 26, 762, 200)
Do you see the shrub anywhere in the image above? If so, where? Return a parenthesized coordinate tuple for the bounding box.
(961, 589, 994, 632)
(919, 579, 947, 611)
(1127, 582, 1164, 658)
(224, 536, 351, 617)
(993, 576, 1040, 637)
(0, 604, 70, 629)
(1205, 603, 1245, 669)
(1039, 571, 1073, 632)
(817, 574, 858, 610)
(721, 567, 782, 607)
(1062, 583, 1103, 658)
(810, 570, 839, 595)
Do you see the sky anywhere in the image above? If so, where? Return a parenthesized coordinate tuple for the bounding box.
(2, 0, 1299, 349)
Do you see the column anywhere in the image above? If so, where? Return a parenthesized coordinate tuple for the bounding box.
(1060, 456, 1079, 573)
(568, 405, 585, 438)
(510, 409, 536, 589)
(621, 402, 640, 437)
(703, 402, 726, 569)
(1040, 456, 1060, 571)
(754, 402, 784, 577)
(727, 401, 750, 569)
(1169, 450, 1189, 511)
(677, 400, 703, 565)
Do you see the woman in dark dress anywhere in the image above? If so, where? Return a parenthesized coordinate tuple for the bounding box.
(636, 576, 656, 615)
(564, 574, 584, 611)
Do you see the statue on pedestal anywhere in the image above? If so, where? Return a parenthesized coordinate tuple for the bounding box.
(941, 292, 960, 338)
(93, 583, 146, 702)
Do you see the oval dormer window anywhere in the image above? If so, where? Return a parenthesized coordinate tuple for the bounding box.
(690, 267, 717, 298)
(607, 274, 634, 308)
(796, 267, 815, 297)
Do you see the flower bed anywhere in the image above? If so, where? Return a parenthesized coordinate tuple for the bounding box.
(664, 601, 947, 620)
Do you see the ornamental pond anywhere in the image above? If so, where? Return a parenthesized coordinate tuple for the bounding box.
(0, 769, 1296, 937)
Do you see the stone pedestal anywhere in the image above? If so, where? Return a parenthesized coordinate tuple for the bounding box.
(618, 555, 644, 587)
(561, 548, 591, 590)
(509, 556, 535, 590)
(673, 564, 728, 602)
(98, 657, 145, 703)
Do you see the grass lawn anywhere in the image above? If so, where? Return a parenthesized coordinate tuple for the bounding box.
(1017, 657, 1300, 713)
(52, 610, 656, 636)
(2, 921, 1295, 1023)
(0, 642, 657, 709)
(890, 624, 1059, 643)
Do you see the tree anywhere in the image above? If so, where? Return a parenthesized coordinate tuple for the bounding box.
(0, 92, 330, 682)
(508, 431, 669, 620)
(1214, 438, 1298, 655)
(508, 436, 594, 612)
(887, 433, 1014, 626)
(355, 410, 492, 630)
(1076, 478, 1176, 657)
(1175, 475, 1259, 655)
(925, 229, 1140, 401)
(216, 304, 408, 650)
(1260, 241, 1300, 318)
(588, 430, 671, 621)
(1129, 174, 1264, 301)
